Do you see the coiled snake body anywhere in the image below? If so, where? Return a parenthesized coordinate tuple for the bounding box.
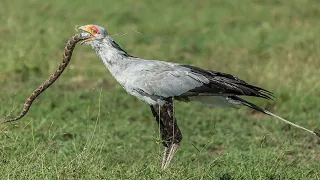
(2, 33, 90, 123)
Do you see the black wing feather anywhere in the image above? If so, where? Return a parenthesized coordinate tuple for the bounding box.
(180, 65, 274, 100)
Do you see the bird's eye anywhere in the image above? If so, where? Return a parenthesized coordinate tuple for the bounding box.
(91, 28, 97, 33)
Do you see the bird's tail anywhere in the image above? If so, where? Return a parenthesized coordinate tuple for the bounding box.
(228, 96, 319, 137)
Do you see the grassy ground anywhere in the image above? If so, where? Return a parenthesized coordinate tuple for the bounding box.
(0, 0, 320, 179)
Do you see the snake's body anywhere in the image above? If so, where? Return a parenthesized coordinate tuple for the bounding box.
(2, 33, 90, 123)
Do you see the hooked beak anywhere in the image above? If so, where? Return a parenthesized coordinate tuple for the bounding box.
(77, 25, 94, 44)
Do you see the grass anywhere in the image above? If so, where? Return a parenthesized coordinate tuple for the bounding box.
(0, 0, 320, 179)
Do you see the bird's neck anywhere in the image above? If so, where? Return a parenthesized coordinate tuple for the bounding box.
(89, 37, 133, 68)
(89, 37, 134, 84)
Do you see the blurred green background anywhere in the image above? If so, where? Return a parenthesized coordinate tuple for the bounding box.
(0, 0, 319, 179)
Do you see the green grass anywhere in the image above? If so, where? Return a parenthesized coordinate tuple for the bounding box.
(1, 0, 320, 179)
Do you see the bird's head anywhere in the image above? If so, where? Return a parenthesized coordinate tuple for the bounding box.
(78, 24, 108, 45)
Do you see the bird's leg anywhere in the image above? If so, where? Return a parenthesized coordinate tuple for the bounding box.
(150, 99, 182, 169)
(162, 99, 182, 169)
(151, 105, 170, 168)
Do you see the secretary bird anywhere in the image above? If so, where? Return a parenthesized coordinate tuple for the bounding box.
(78, 24, 319, 169)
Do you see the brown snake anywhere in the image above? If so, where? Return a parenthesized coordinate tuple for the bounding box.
(2, 33, 90, 123)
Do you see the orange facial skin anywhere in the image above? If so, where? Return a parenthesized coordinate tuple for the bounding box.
(85, 25, 100, 36)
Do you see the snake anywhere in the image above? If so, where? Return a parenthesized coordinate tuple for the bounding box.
(2, 33, 91, 123)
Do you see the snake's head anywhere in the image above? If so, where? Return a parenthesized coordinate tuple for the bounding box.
(77, 24, 107, 45)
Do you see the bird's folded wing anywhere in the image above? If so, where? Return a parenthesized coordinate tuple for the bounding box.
(125, 60, 273, 100)
(126, 61, 210, 97)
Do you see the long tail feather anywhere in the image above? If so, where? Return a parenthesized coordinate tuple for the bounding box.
(229, 96, 320, 137)
(264, 110, 319, 137)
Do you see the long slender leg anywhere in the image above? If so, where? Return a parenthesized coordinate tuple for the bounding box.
(150, 105, 170, 169)
(162, 99, 182, 169)
(150, 98, 182, 169)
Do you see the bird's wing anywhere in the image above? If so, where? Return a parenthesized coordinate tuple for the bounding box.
(126, 60, 210, 97)
(125, 60, 272, 99)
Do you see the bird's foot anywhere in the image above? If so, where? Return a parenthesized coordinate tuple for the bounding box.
(161, 143, 179, 170)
